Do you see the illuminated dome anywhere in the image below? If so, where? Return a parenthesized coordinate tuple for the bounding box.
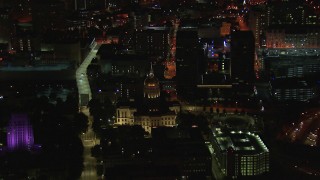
(144, 64, 160, 99)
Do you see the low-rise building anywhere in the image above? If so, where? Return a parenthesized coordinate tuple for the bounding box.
(271, 79, 315, 102)
(211, 129, 269, 178)
(266, 25, 320, 49)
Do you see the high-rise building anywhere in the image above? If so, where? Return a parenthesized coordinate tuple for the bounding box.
(9, 0, 36, 53)
(32, 0, 67, 32)
(230, 31, 255, 83)
(134, 28, 169, 58)
(0, 7, 10, 44)
(220, 22, 232, 37)
(267, 1, 319, 26)
(271, 79, 314, 102)
(176, 30, 202, 99)
(7, 114, 34, 151)
(265, 55, 320, 79)
(249, 8, 267, 47)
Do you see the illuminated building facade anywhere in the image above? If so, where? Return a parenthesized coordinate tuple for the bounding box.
(201, 38, 231, 75)
(211, 130, 269, 178)
(115, 65, 179, 134)
(271, 79, 314, 102)
(164, 18, 179, 79)
(115, 105, 137, 126)
(265, 54, 320, 78)
(266, 26, 320, 48)
(137, 66, 179, 132)
(249, 9, 267, 47)
(7, 114, 34, 151)
(220, 22, 231, 37)
(9, 0, 35, 53)
(134, 112, 176, 134)
(176, 30, 201, 99)
(144, 65, 160, 99)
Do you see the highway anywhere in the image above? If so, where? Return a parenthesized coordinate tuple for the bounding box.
(76, 42, 101, 180)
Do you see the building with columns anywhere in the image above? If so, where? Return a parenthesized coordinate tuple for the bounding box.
(115, 64, 179, 134)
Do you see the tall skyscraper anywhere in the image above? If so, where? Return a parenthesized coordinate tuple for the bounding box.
(7, 114, 34, 151)
(134, 28, 169, 58)
(249, 9, 267, 47)
(176, 30, 202, 99)
(267, 1, 319, 26)
(230, 31, 255, 83)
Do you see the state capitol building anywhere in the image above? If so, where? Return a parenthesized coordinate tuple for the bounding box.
(114, 65, 180, 134)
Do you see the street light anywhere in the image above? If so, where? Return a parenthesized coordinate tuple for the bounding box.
(236, 101, 238, 111)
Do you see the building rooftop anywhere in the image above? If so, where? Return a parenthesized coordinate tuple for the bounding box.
(213, 130, 269, 154)
(271, 79, 311, 89)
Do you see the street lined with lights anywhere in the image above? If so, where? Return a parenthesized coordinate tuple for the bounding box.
(76, 42, 101, 180)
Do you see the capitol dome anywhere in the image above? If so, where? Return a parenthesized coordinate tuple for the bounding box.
(144, 64, 160, 99)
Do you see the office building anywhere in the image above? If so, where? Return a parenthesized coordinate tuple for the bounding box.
(230, 31, 255, 83)
(264, 54, 320, 78)
(7, 114, 34, 151)
(176, 30, 202, 99)
(134, 28, 169, 58)
(211, 130, 269, 178)
(271, 79, 314, 102)
(248, 9, 267, 47)
(267, 1, 319, 26)
(266, 25, 320, 48)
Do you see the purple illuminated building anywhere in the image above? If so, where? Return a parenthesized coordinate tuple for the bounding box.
(7, 114, 34, 151)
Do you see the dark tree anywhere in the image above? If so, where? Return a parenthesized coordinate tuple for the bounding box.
(73, 112, 89, 135)
(89, 98, 116, 137)
(88, 98, 101, 116)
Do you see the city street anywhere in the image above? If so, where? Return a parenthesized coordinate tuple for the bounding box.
(76, 42, 101, 180)
(76, 43, 101, 104)
(207, 144, 226, 180)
